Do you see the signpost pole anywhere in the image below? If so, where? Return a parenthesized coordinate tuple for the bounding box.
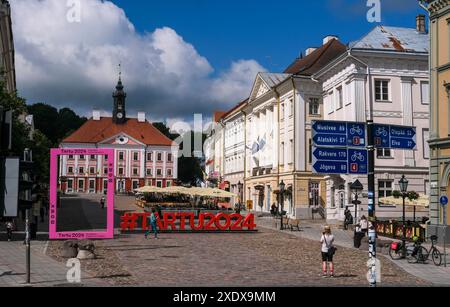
(25, 208, 31, 284)
(367, 120, 377, 288)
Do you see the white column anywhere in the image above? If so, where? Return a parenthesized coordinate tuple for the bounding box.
(401, 77, 415, 167)
(163, 150, 167, 177)
(354, 77, 366, 122)
(173, 149, 178, 179)
(97, 155, 102, 177)
(140, 149, 145, 179)
(272, 105, 279, 169)
(296, 92, 306, 171)
(153, 150, 157, 179)
(284, 99, 289, 166)
(62, 155, 67, 176)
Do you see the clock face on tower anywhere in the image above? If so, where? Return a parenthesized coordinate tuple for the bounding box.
(117, 112, 123, 119)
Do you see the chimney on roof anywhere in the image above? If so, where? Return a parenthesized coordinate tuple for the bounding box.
(305, 48, 317, 56)
(93, 110, 101, 121)
(416, 14, 426, 33)
(323, 35, 338, 45)
(137, 112, 146, 123)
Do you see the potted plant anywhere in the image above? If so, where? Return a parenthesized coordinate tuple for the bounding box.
(408, 191, 420, 201)
(392, 190, 401, 199)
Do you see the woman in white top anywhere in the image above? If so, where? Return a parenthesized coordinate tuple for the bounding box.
(320, 226, 336, 278)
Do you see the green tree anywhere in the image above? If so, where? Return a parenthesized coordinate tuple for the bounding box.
(152, 122, 206, 186)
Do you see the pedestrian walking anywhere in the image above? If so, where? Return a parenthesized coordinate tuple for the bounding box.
(100, 196, 106, 209)
(320, 225, 336, 278)
(353, 215, 368, 248)
(5, 219, 14, 242)
(145, 208, 158, 239)
(343, 206, 353, 230)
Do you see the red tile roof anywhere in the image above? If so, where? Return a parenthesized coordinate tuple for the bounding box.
(284, 39, 347, 75)
(62, 117, 174, 146)
(213, 111, 227, 123)
(221, 99, 248, 121)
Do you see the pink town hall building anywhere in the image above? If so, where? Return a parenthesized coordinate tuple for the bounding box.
(59, 77, 179, 194)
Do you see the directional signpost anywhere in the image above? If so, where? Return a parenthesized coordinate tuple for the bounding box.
(373, 124, 417, 150)
(312, 147, 368, 175)
(312, 121, 366, 148)
(312, 121, 368, 175)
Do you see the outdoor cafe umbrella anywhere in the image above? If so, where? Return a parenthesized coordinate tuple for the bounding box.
(379, 195, 429, 221)
(134, 186, 164, 193)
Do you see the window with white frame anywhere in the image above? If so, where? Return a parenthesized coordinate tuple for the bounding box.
(375, 80, 390, 101)
(118, 168, 124, 176)
(133, 168, 139, 176)
(280, 142, 285, 165)
(336, 86, 343, 109)
(167, 169, 172, 177)
(133, 152, 139, 161)
(68, 167, 74, 174)
(309, 98, 320, 115)
(157, 153, 162, 161)
(166, 181, 172, 187)
(344, 82, 352, 105)
(377, 148, 392, 158)
(289, 139, 294, 164)
(378, 180, 393, 198)
(89, 167, 96, 175)
(146, 168, 152, 176)
(327, 92, 334, 114)
(423, 129, 430, 159)
(119, 152, 124, 161)
(147, 152, 153, 162)
(156, 180, 163, 188)
(280, 104, 285, 120)
(157, 168, 162, 176)
(79, 167, 84, 175)
(421, 81, 430, 104)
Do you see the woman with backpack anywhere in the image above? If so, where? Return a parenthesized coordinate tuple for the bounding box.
(320, 225, 336, 278)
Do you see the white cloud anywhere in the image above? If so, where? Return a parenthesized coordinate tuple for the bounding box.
(11, 0, 265, 120)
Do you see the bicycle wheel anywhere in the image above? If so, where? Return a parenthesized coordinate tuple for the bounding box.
(432, 248, 442, 266)
(414, 247, 429, 264)
(389, 247, 403, 260)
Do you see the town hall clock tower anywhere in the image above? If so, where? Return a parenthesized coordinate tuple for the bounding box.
(113, 76, 127, 124)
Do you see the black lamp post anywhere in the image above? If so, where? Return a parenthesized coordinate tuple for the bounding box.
(279, 180, 285, 230)
(350, 180, 364, 223)
(399, 175, 409, 257)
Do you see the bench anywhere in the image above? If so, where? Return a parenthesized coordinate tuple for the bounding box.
(288, 219, 301, 231)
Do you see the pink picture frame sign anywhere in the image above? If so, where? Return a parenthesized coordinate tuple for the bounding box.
(49, 148, 115, 240)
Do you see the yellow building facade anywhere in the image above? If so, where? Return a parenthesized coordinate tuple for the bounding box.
(422, 1, 450, 231)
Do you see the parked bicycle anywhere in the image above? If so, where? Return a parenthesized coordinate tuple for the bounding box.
(389, 235, 442, 266)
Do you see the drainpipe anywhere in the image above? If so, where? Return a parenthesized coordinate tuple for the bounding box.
(241, 109, 248, 207)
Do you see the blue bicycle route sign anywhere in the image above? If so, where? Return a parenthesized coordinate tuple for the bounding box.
(373, 124, 417, 150)
(312, 121, 366, 148)
(312, 147, 368, 175)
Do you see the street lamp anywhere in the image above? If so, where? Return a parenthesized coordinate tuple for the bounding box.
(350, 180, 364, 223)
(399, 175, 409, 257)
(279, 180, 285, 230)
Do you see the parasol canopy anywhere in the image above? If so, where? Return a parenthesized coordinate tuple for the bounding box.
(379, 194, 429, 208)
(134, 186, 164, 193)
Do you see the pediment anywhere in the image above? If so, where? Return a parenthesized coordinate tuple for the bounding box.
(99, 133, 145, 146)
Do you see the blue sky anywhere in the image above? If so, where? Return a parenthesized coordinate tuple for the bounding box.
(111, 0, 425, 73)
(12, 0, 425, 122)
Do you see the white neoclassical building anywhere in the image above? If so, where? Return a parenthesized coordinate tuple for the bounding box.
(313, 24, 430, 221)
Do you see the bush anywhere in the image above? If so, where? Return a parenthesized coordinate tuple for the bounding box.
(392, 190, 401, 199)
